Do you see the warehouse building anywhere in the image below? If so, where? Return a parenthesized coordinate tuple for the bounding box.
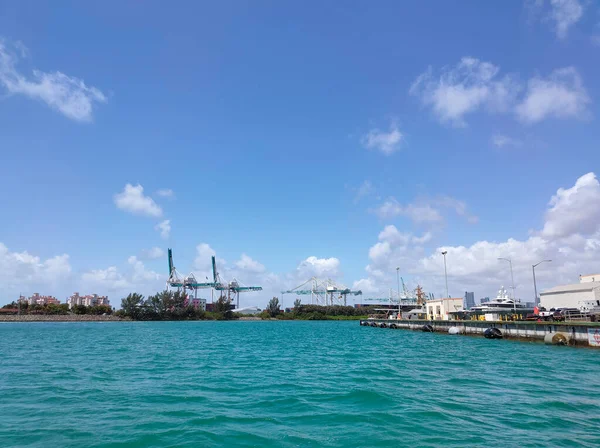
(539, 274, 600, 310)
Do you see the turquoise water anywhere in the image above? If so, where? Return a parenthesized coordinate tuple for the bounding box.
(1, 321, 600, 447)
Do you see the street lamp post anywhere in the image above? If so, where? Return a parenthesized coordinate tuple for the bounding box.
(441, 251, 449, 298)
(396, 267, 401, 317)
(498, 257, 516, 314)
(532, 260, 552, 307)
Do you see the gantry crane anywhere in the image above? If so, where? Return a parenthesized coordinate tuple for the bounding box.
(281, 277, 362, 306)
(211, 256, 262, 308)
(166, 249, 262, 308)
(167, 248, 215, 299)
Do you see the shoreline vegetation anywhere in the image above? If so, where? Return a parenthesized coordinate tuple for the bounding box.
(1, 291, 374, 322)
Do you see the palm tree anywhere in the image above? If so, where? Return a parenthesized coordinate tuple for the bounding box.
(121, 292, 145, 317)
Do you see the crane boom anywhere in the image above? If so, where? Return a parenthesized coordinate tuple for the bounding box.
(212, 256, 218, 283)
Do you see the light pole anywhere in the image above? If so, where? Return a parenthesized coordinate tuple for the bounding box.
(532, 260, 552, 307)
(441, 251, 449, 298)
(396, 267, 401, 317)
(498, 257, 516, 314)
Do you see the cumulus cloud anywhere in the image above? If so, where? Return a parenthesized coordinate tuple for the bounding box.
(541, 172, 600, 238)
(0, 38, 106, 122)
(351, 277, 379, 295)
(373, 195, 476, 225)
(357, 172, 600, 301)
(516, 67, 589, 124)
(296, 256, 341, 278)
(141, 247, 165, 260)
(0, 243, 71, 300)
(235, 254, 266, 273)
(81, 256, 162, 296)
(155, 220, 171, 239)
(549, 0, 584, 39)
(361, 123, 404, 155)
(194, 243, 216, 271)
(114, 184, 163, 218)
(410, 57, 518, 127)
(411, 57, 589, 126)
(81, 266, 131, 291)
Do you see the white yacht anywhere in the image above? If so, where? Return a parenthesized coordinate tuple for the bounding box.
(470, 287, 528, 312)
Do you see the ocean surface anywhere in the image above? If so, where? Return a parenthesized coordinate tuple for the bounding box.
(1, 321, 600, 447)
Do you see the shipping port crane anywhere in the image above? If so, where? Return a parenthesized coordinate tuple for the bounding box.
(281, 277, 362, 306)
(211, 256, 262, 308)
(167, 248, 215, 299)
(364, 283, 432, 307)
(166, 249, 262, 308)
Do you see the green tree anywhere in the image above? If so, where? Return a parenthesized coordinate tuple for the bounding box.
(267, 297, 280, 317)
(214, 295, 233, 319)
(121, 293, 145, 318)
(146, 290, 173, 318)
(293, 298, 301, 309)
(72, 304, 88, 315)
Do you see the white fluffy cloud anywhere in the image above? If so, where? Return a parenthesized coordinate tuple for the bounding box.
(194, 243, 217, 271)
(0, 39, 106, 122)
(235, 254, 266, 273)
(114, 184, 163, 218)
(516, 67, 589, 124)
(81, 266, 131, 291)
(373, 196, 476, 225)
(155, 220, 171, 239)
(141, 247, 165, 260)
(81, 256, 162, 296)
(412, 58, 589, 126)
(361, 123, 404, 155)
(410, 57, 518, 127)
(541, 172, 600, 238)
(374, 198, 442, 223)
(296, 256, 341, 278)
(0, 243, 71, 299)
(549, 0, 584, 39)
(356, 172, 600, 302)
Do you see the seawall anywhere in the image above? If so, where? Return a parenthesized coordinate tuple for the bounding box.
(0, 315, 124, 322)
(359, 319, 600, 348)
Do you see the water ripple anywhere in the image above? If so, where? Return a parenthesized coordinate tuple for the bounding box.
(1, 321, 600, 447)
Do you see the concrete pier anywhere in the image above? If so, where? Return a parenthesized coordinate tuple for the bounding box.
(359, 319, 600, 348)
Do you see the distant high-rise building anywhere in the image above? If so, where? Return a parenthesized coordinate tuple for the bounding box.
(67, 292, 110, 309)
(480, 297, 490, 304)
(464, 291, 475, 309)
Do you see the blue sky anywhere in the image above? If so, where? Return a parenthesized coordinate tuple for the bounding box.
(1, 0, 600, 307)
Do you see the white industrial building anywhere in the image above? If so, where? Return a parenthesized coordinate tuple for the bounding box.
(426, 298, 463, 321)
(539, 274, 600, 310)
